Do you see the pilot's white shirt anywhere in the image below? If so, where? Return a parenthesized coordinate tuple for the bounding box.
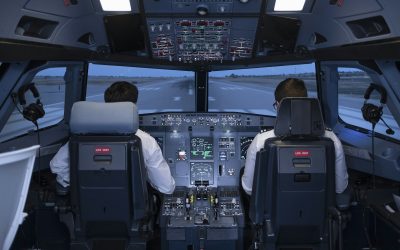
(50, 129, 176, 194)
(241, 129, 348, 195)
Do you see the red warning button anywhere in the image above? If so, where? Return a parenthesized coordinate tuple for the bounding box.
(95, 147, 111, 154)
(294, 150, 310, 157)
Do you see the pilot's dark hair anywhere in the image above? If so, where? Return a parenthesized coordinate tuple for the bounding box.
(104, 81, 138, 104)
(274, 78, 308, 102)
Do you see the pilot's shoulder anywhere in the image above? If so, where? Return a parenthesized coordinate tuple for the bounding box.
(324, 127, 336, 137)
(136, 128, 152, 138)
(256, 128, 275, 139)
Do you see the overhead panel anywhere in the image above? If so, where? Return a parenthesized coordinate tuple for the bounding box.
(144, 0, 261, 63)
(147, 17, 257, 63)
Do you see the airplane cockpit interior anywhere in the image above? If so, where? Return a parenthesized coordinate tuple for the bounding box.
(1, 0, 400, 250)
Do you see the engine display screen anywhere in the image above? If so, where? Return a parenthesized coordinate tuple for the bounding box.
(190, 137, 213, 160)
(190, 162, 214, 185)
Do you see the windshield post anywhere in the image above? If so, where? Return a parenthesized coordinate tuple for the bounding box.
(195, 70, 208, 112)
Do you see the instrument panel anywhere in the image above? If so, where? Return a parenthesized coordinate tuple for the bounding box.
(140, 112, 274, 187)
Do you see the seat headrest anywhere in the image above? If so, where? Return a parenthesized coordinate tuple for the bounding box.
(70, 101, 139, 135)
(275, 98, 325, 137)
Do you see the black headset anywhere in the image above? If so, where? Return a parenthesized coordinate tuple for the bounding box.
(361, 83, 387, 125)
(18, 83, 45, 124)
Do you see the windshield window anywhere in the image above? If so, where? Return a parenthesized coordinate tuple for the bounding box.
(87, 64, 195, 114)
(208, 63, 316, 115)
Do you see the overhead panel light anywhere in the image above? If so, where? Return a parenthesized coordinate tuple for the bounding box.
(197, 5, 209, 16)
(274, 0, 306, 11)
(100, 0, 131, 11)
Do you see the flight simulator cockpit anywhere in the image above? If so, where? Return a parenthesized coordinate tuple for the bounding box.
(1, 0, 400, 249)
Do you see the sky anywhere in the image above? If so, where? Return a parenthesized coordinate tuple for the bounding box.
(38, 63, 361, 77)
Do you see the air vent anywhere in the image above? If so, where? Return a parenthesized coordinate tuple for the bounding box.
(313, 32, 327, 45)
(78, 32, 96, 45)
(347, 16, 390, 39)
(15, 16, 58, 39)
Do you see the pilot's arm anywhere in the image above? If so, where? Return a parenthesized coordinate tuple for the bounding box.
(324, 130, 349, 193)
(241, 130, 275, 196)
(49, 142, 70, 187)
(137, 130, 176, 194)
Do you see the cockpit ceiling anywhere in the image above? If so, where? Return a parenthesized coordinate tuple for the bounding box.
(0, 0, 399, 65)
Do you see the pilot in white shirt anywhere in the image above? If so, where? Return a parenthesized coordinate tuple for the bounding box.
(241, 78, 348, 195)
(50, 81, 175, 194)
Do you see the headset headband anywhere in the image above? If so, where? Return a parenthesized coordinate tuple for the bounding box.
(18, 83, 41, 106)
(364, 83, 387, 104)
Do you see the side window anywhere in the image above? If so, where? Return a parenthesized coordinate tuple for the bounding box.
(0, 67, 66, 142)
(338, 67, 399, 140)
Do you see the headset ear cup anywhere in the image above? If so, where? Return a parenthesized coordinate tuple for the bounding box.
(22, 105, 36, 122)
(17, 83, 45, 124)
(23, 103, 45, 122)
(362, 103, 381, 124)
(35, 103, 45, 119)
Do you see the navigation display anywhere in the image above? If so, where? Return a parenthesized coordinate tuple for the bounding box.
(190, 137, 213, 160)
(240, 137, 254, 160)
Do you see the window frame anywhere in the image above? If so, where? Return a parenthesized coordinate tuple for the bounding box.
(336, 65, 400, 142)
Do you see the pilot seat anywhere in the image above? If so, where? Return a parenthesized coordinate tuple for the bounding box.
(67, 101, 154, 250)
(249, 97, 338, 250)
